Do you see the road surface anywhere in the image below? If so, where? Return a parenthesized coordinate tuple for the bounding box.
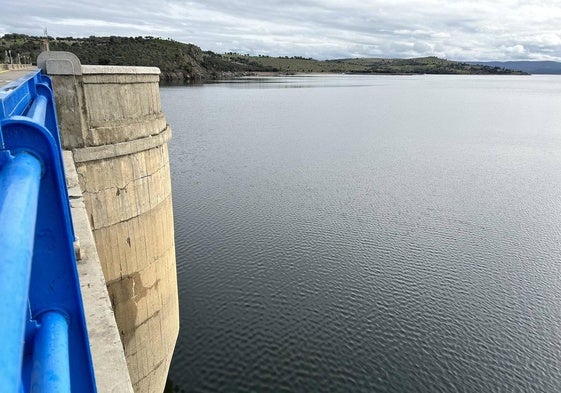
(0, 68, 38, 87)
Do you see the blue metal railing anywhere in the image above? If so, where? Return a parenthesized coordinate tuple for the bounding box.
(0, 70, 96, 392)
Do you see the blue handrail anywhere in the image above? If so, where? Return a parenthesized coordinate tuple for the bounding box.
(0, 70, 96, 392)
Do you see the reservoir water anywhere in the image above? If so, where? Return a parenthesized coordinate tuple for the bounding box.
(161, 75, 561, 392)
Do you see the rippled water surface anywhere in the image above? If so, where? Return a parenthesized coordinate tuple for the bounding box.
(161, 75, 561, 392)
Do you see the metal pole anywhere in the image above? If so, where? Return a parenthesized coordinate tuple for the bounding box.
(0, 152, 42, 391)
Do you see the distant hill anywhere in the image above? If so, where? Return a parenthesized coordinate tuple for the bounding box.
(466, 61, 561, 74)
(0, 33, 528, 81)
(237, 55, 527, 75)
(0, 33, 266, 81)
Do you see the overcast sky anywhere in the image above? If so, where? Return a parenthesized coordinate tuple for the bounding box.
(1, 0, 560, 61)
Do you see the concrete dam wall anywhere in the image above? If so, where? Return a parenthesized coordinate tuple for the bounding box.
(39, 52, 179, 393)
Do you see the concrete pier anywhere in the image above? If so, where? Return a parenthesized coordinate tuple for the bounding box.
(39, 52, 179, 393)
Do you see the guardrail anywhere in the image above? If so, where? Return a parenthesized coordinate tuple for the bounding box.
(0, 70, 96, 392)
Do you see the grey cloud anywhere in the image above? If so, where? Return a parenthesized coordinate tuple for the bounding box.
(1, 0, 560, 61)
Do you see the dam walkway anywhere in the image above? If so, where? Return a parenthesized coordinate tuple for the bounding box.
(0, 68, 37, 85)
(0, 68, 133, 392)
(1, 51, 178, 392)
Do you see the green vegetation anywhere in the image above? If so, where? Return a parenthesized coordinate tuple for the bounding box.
(228, 54, 528, 75)
(0, 33, 528, 81)
(0, 33, 268, 81)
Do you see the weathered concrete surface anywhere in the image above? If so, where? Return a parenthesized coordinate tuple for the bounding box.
(73, 126, 171, 163)
(45, 53, 179, 393)
(0, 63, 35, 71)
(37, 51, 82, 75)
(76, 128, 179, 393)
(81, 70, 164, 147)
(0, 68, 37, 86)
(82, 65, 160, 75)
(63, 150, 134, 393)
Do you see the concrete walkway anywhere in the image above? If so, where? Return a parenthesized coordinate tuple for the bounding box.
(63, 151, 134, 393)
(0, 68, 38, 86)
(0, 66, 134, 392)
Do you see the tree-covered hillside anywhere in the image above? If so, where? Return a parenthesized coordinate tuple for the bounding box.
(227, 54, 528, 74)
(1, 33, 528, 81)
(0, 33, 272, 81)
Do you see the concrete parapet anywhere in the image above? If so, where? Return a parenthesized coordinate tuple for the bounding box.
(43, 52, 179, 393)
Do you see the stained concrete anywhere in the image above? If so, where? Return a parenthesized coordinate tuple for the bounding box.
(44, 52, 179, 393)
